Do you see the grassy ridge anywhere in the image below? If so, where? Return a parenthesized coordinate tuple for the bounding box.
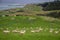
(0, 4, 60, 40)
(0, 16, 60, 28)
(0, 16, 60, 40)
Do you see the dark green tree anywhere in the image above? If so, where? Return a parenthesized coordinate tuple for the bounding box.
(43, 0, 60, 11)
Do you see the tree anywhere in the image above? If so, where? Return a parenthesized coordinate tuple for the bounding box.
(54, 0, 60, 2)
(42, 0, 60, 11)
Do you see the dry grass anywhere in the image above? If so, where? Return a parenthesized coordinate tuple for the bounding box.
(40, 16, 60, 22)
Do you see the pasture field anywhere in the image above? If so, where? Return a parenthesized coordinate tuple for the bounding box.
(0, 16, 60, 40)
(0, 4, 60, 40)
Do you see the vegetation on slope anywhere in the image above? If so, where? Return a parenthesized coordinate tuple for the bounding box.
(0, 16, 60, 40)
(0, 1, 60, 40)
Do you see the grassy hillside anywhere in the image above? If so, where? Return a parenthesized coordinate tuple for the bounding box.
(0, 4, 60, 40)
(0, 16, 60, 40)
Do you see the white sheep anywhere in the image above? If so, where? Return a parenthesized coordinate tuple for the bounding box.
(12, 30, 20, 33)
(31, 29, 40, 33)
(49, 30, 53, 33)
(39, 28, 43, 31)
(20, 30, 26, 34)
(49, 28, 54, 33)
(28, 17, 36, 20)
(3, 30, 10, 33)
(31, 30, 35, 33)
(55, 31, 59, 34)
(2, 15, 5, 17)
(35, 30, 40, 32)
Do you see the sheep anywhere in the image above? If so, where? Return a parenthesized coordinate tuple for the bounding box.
(3, 30, 10, 33)
(14, 15, 16, 17)
(49, 28, 54, 33)
(31, 27, 43, 33)
(31, 30, 35, 33)
(20, 30, 26, 34)
(31, 29, 40, 33)
(30, 27, 36, 33)
(12, 30, 20, 33)
(35, 30, 40, 32)
(55, 31, 59, 34)
(3, 28, 10, 33)
(28, 17, 36, 20)
(2, 15, 5, 17)
(49, 30, 53, 33)
(39, 27, 43, 31)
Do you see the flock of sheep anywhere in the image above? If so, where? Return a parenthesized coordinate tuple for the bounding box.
(0, 27, 60, 35)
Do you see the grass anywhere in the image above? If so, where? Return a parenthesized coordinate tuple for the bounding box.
(0, 16, 60, 28)
(0, 4, 60, 40)
(0, 16, 60, 40)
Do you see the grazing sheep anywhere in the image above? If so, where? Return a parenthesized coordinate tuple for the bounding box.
(55, 31, 59, 34)
(49, 30, 53, 33)
(3, 28, 10, 33)
(20, 30, 26, 34)
(35, 27, 40, 32)
(31, 27, 43, 33)
(39, 27, 43, 31)
(3, 30, 10, 33)
(28, 17, 36, 20)
(30, 27, 36, 33)
(12, 30, 20, 33)
(2, 15, 5, 17)
(35, 30, 40, 32)
(31, 29, 40, 33)
(14, 15, 16, 17)
(49, 28, 54, 33)
(31, 30, 35, 33)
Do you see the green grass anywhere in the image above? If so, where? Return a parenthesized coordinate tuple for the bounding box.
(0, 3, 60, 40)
(0, 4, 60, 40)
(0, 16, 60, 40)
(0, 16, 60, 28)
